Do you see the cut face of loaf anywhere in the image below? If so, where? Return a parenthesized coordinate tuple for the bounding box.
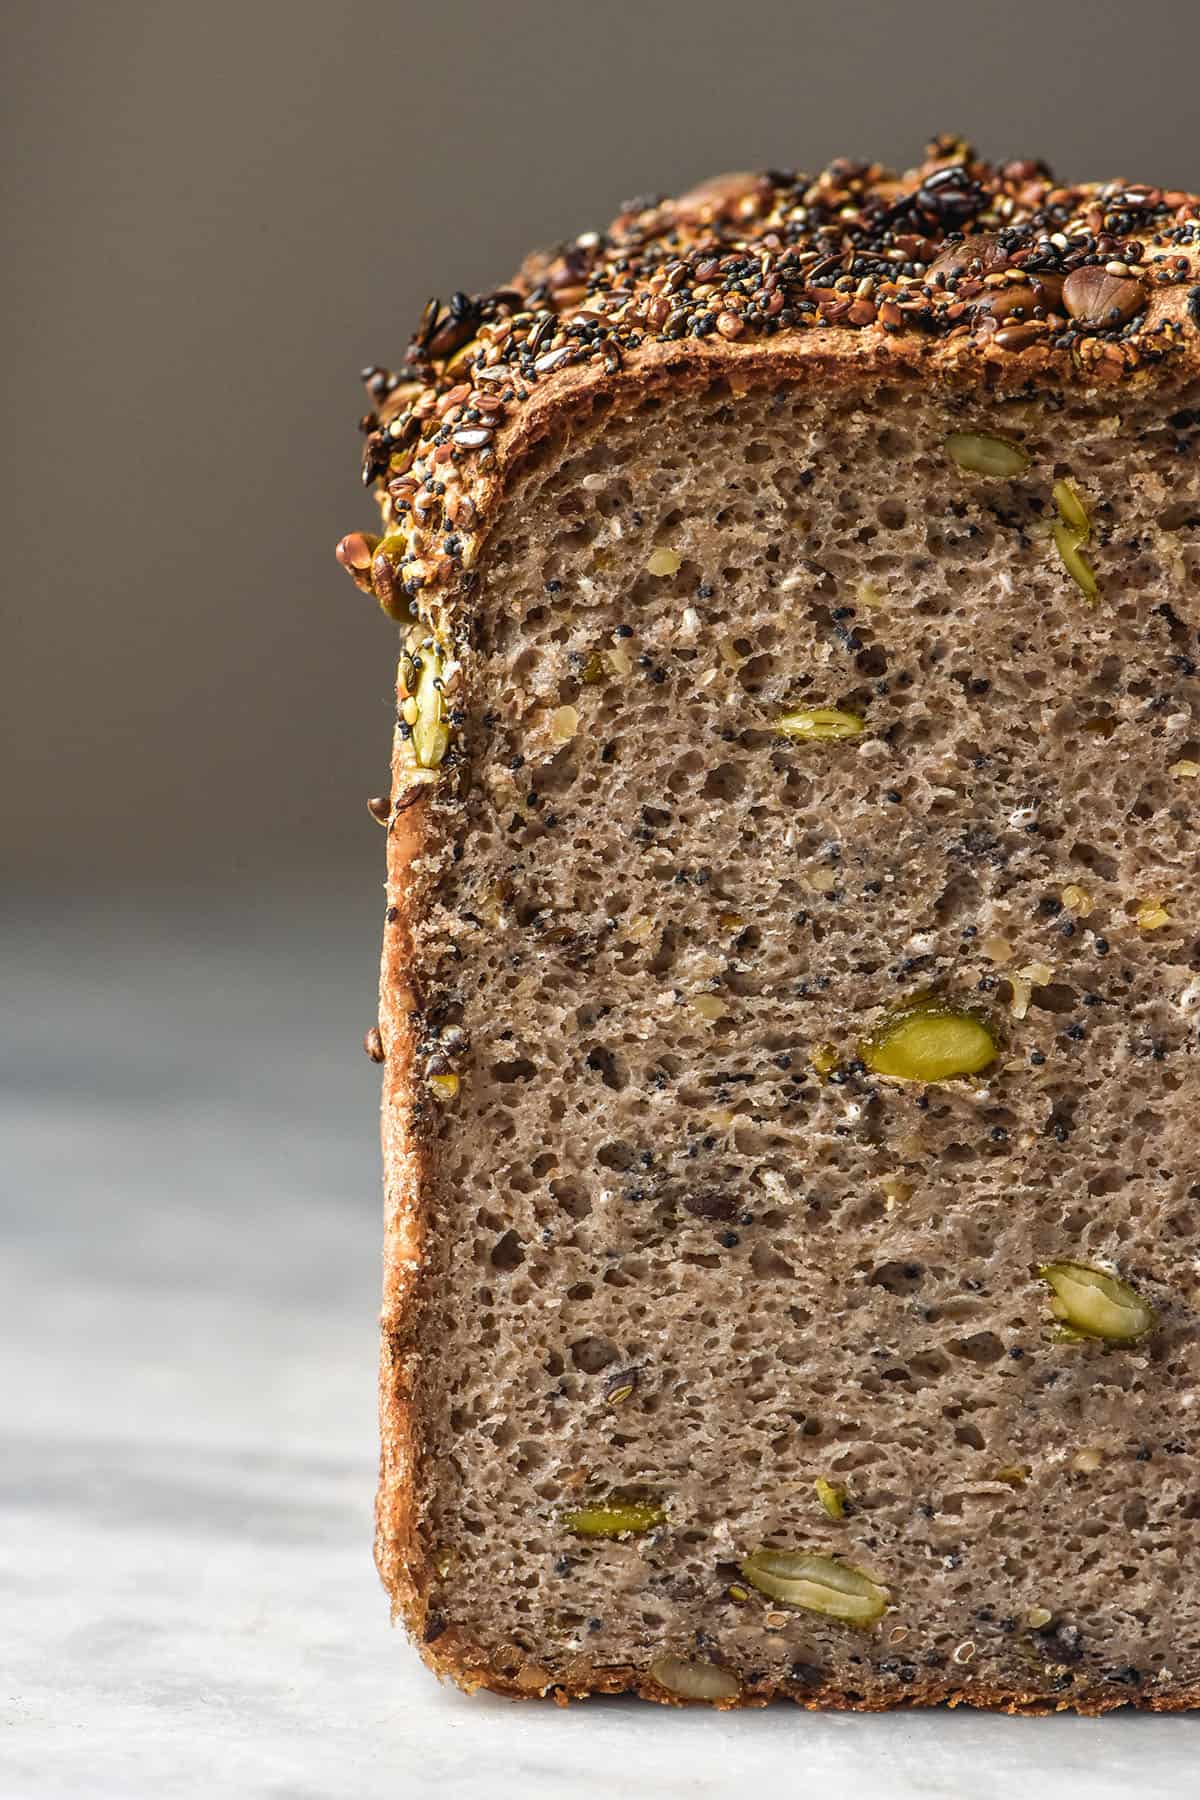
(357, 150, 1200, 1712)
(379, 378, 1200, 1710)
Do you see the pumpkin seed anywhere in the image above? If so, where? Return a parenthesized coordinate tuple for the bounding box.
(741, 1549, 888, 1623)
(1053, 518, 1099, 602)
(861, 1003, 997, 1082)
(649, 1656, 741, 1701)
(814, 1478, 846, 1520)
(563, 1501, 665, 1538)
(945, 433, 1029, 477)
(775, 707, 865, 741)
(1061, 266, 1145, 328)
(411, 642, 451, 769)
(1038, 1261, 1155, 1343)
(1053, 479, 1091, 536)
(603, 1368, 638, 1406)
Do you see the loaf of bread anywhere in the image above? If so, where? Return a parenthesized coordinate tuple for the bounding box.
(338, 138, 1200, 1712)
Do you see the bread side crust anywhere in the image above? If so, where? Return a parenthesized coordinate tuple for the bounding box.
(376, 778, 436, 1643)
(366, 146, 1200, 1712)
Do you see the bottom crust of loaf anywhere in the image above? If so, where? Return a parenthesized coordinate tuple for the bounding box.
(394, 1616, 1199, 1714)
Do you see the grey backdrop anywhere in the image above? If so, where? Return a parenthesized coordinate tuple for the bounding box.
(7, 0, 1200, 897)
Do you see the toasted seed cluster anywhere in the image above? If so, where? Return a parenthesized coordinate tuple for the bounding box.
(341, 137, 1200, 677)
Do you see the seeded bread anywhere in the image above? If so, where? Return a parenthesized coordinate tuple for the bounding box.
(341, 139, 1200, 1712)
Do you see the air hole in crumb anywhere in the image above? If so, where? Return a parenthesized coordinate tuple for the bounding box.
(570, 1337, 619, 1373)
(597, 1142, 637, 1171)
(491, 1231, 525, 1271)
(492, 1058, 537, 1083)
(871, 1261, 925, 1295)
(703, 762, 746, 802)
(949, 1332, 1005, 1365)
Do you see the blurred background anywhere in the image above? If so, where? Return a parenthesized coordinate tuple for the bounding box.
(6, 2, 1200, 1793)
(9, 0, 1200, 901)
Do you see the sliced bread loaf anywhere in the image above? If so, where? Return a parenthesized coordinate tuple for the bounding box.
(340, 140, 1200, 1711)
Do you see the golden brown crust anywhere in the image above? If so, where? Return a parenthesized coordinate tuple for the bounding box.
(349, 136, 1200, 644)
(378, 1620, 1200, 1714)
(359, 138, 1200, 1711)
(375, 775, 435, 1637)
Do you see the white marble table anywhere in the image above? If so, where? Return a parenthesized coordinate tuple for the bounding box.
(4, 894, 1197, 1798)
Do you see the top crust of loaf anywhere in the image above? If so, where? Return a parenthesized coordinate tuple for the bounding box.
(345, 136, 1200, 639)
(352, 140, 1200, 1711)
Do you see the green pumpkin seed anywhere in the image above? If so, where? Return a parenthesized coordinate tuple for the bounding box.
(1038, 1262, 1154, 1343)
(945, 433, 1029, 477)
(775, 707, 865, 741)
(1053, 479, 1091, 536)
(814, 1478, 846, 1520)
(563, 1501, 666, 1538)
(1053, 518, 1099, 602)
(411, 643, 451, 769)
(741, 1549, 888, 1622)
(861, 1004, 997, 1082)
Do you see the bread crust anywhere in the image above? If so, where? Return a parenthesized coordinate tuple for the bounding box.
(361, 140, 1200, 1710)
